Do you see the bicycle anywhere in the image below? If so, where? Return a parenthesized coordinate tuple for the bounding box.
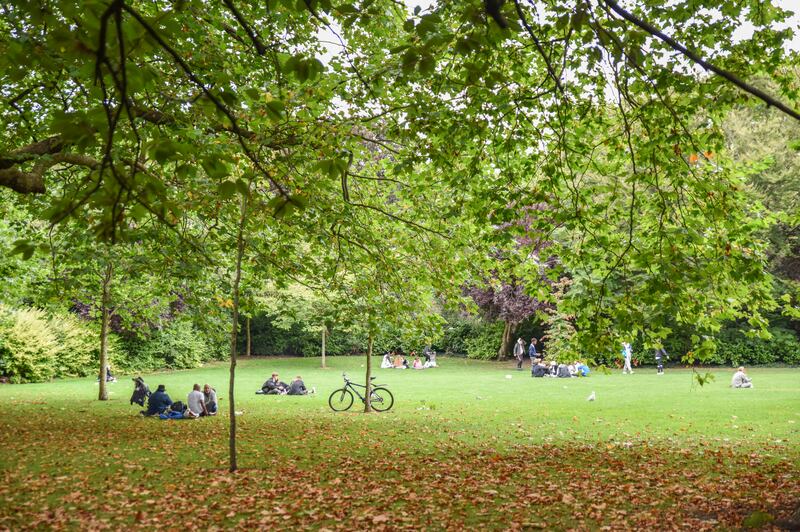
(328, 373, 394, 412)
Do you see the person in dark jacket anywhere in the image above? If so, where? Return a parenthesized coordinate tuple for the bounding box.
(130, 376, 150, 406)
(257, 373, 289, 395)
(527, 337, 538, 361)
(654, 347, 668, 375)
(141, 384, 172, 416)
(556, 364, 573, 378)
(532, 361, 549, 378)
(287, 376, 314, 396)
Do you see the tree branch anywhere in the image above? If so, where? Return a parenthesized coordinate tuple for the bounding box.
(0, 153, 99, 194)
(221, 0, 268, 55)
(603, 0, 800, 122)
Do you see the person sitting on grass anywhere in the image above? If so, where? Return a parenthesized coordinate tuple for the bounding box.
(556, 363, 573, 378)
(257, 373, 289, 395)
(423, 346, 438, 368)
(203, 384, 218, 415)
(185, 383, 208, 418)
(381, 352, 394, 368)
(141, 384, 172, 416)
(287, 375, 315, 395)
(532, 360, 549, 378)
(413, 357, 423, 370)
(98, 365, 116, 383)
(394, 354, 406, 369)
(731, 367, 754, 389)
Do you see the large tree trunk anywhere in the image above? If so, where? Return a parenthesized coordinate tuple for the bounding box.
(321, 325, 327, 369)
(497, 320, 516, 360)
(246, 317, 251, 357)
(228, 194, 248, 473)
(364, 331, 373, 413)
(98, 262, 113, 401)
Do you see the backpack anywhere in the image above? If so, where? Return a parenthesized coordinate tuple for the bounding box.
(170, 401, 187, 413)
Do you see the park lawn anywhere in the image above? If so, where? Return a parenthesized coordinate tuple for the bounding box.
(0, 357, 798, 530)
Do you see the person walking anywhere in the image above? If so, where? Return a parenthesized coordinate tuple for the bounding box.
(514, 337, 525, 370)
(622, 342, 634, 374)
(654, 347, 668, 375)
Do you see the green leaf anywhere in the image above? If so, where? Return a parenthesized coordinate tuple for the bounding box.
(217, 181, 237, 199)
(265, 100, 286, 122)
(201, 158, 230, 179)
(418, 54, 436, 75)
(401, 50, 418, 75)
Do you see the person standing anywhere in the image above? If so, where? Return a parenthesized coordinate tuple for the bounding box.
(654, 347, 668, 375)
(528, 337, 538, 363)
(514, 337, 525, 370)
(622, 342, 634, 374)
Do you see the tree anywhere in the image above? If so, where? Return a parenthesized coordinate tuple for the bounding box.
(2, 0, 799, 469)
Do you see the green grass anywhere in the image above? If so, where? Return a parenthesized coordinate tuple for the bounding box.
(1, 357, 798, 529)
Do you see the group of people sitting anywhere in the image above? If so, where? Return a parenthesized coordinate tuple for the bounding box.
(531, 358, 590, 378)
(132, 377, 218, 419)
(255, 373, 314, 395)
(381, 347, 438, 370)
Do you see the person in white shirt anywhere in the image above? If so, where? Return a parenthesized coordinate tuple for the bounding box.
(186, 383, 207, 418)
(731, 367, 753, 389)
(622, 342, 634, 374)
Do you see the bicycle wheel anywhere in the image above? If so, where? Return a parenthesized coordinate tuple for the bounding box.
(369, 387, 394, 412)
(328, 388, 354, 412)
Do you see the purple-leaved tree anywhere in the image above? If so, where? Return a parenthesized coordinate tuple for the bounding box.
(466, 204, 556, 359)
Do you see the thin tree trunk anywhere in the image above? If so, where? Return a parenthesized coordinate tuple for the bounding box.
(228, 194, 248, 473)
(98, 262, 113, 401)
(246, 317, 251, 357)
(364, 331, 373, 412)
(497, 320, 515, 360)
(321, 326, 327, 369)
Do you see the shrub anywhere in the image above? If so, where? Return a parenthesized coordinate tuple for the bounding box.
(118, 320, 213, 372)
(0, 306, 59, 382)
(464, 321, 504, 360)
(48, 313, 120, 378)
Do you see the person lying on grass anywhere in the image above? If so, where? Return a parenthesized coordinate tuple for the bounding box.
(731, 367, 754, 389)
(256, 373, 290, 395)
(573, 361, 590, 377)
(203, 384, 218, 415)
(185, 384, 208, 418)
(141, 384, 172, 416)
(287, 376, 315, 396)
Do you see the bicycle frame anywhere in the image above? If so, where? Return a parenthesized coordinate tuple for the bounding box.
(341, 375, 386, 403)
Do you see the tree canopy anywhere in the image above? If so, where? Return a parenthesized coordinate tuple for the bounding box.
(1, 0, 799, 360)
